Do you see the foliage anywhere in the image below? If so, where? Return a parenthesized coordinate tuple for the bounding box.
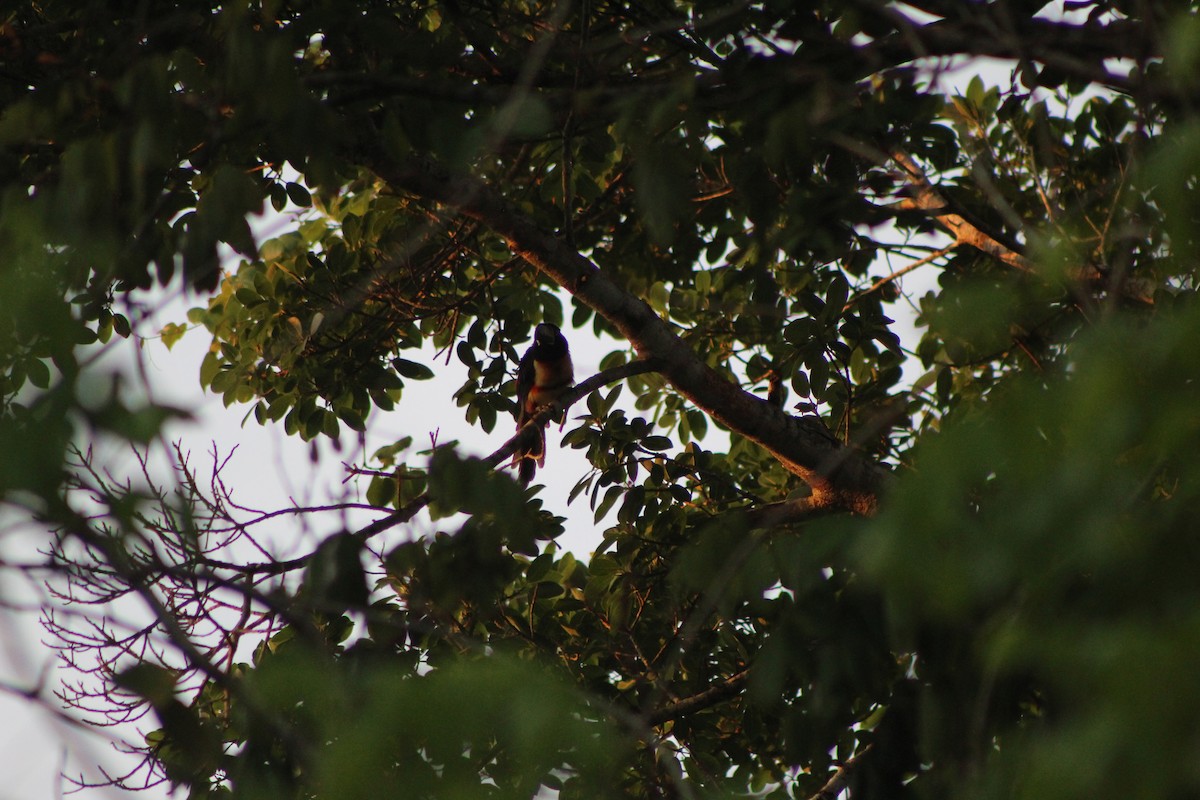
(4, 1, 1200, 799)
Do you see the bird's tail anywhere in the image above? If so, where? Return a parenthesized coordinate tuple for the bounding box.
(516, 426, 547, 485)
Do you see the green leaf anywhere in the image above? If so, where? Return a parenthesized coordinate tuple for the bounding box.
(112, 313, 131, 338)
(641, 435, 672, 451)
(285, 181, 312, 207)
(235, 287, 263, 307)
(594, 486, 621, 523)
(159, 322, 187, 350)
(25, 358, 51, 389)
(393, 358, 435, 380)
(366, 473, 398, 507)
(114, 663, 178, 708)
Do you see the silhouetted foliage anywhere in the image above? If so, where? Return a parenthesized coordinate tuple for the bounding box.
(4, 2, 1200, 798)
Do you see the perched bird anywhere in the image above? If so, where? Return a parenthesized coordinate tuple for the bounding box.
(765, 370, 787, 408)
(513, 322, 574, 485)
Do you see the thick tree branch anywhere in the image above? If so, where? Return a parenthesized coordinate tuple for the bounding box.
(888, 149, 1155, 303)
(867, 11, 1158, 97)
(740, 493, 841, 528)
(367, 151, 889, 515)
(890, 149, 1035, 273)
(645, 669, 749, 726)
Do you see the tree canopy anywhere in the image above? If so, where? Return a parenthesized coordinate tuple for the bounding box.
(4, 1, 1200, 798)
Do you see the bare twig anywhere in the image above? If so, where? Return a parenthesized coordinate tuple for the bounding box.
(846, 243, 959, 310)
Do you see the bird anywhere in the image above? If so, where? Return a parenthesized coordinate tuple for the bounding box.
(513, 322, 574, 485)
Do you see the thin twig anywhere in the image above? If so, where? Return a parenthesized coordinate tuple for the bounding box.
(846, 243, 959, 310)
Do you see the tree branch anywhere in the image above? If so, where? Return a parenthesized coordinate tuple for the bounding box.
(846, 243, 959, 309)
(867, 11, 1158, 97)
(645, 669, 749, 726)
(889, 150, 1034, 273)
(886, 149, 1154, 303)
(806, 744, 873, 800)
